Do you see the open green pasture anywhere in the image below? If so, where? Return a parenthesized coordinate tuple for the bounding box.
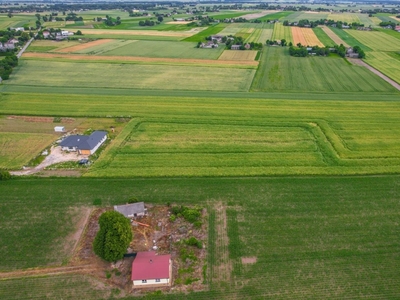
(271, 22, 293, 43)
(356, 13, 377, 27)
(251, 47, 394, 93)
(328, 13, 360, 23)
(283, 11, 328, 22)
(99, 40, 224, 59)
(329, 28, 372, 52)
(256, 11, 294, 22)
(81, 34, 183, 41)
(0, 14, 36, 30)
(27, 40, 81, 53)
(183, 23, 227, 42)
(364, 51, 400, 84)
(8, 60, 254, 92)
(1, 175, 400, 299)
(0, 132, 55, 169)
(312, 27, 336, 46)
(345, 30, 400, 51)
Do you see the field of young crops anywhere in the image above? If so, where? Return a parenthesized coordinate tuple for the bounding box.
(251, 47, 394, 93)
(1, 175, 400, 299)
(312, 27, 336, 46)
(219, 50, 257, 61)
(345, 30, 400, 51)
(284, 11, 328, 22)
(328, 12, 360, 23)
(9, 60, 255, 92)
(89, 40, 225, 59)
(271, 22, 293, 43)
(0, 132, 56, 169)
(364, 51, 400, 84)
(26, 40, 82, 53)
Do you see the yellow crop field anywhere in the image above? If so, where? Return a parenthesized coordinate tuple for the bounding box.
(345, 30, 400, 51)
(328, 13, 360, 23)
(291, 27, 324, 47)
(218, 50, 257, 61)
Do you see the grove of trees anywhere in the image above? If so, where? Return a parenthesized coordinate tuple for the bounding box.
(93, 211, 132, 262)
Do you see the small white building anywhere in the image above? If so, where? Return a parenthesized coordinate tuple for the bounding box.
(131, 252, 172, 288)
(114, 202, 146, 218)
(54, 126, 65, 132)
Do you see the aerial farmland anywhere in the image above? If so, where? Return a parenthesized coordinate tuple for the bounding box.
(0, 2, 400, 299)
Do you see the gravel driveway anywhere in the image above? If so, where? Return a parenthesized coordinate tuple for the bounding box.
(11, 146, 88, 176)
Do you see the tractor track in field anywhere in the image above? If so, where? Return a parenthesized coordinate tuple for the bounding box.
(0, 264, 99, 280)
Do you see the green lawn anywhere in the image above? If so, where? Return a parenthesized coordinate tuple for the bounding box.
(1, 175, 400, 299)
(8, 60, 255, 92)
(251, 47, 395, 93)
(99, 40, 224, 59)
(313, 27, 336, 46)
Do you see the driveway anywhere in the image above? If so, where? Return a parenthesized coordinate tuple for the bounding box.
(11, 146, 88, 176)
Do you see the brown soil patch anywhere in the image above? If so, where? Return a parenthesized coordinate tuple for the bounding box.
(166, 21, 191, 24)
(23, 52, 258, 66)
(320, 26, 349, 47)
(64, 207, 92, 256)
(58, 39, 113, 53)
(241, 257, 257, 264)
(78, 29, 193, 37)
(7, 115, 75, 123)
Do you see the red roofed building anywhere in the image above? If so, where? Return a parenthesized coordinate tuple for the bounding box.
(131, 251, 172, 288)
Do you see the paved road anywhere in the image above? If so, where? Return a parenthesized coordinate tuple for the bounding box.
(17, 37, 34, 58)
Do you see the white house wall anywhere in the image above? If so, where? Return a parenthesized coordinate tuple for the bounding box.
(90, 136, 107, 154)
(133, 278, 169, 286)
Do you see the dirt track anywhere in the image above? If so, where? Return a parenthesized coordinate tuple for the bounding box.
(348, 58, 400, 91)
(23, 52, 259, 66)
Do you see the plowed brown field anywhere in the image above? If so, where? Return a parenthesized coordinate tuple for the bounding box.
(58, 39, 113, 53)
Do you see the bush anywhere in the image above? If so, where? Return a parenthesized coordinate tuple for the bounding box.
(185, 237, 202, 249)
(0, 170, 11, 180)
(128, 197, 139, 203)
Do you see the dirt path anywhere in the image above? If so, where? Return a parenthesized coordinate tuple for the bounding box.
(348, 58, 400, 91)
(0, 265, 99, 280)
(11, 146, 87, 176)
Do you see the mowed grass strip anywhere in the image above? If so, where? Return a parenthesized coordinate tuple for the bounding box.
(272, 22, 293, 43)
(100, 40, 225, 60)
(313, 27, 336, 46)
(0, 132, 56, 169)
(364, 51, 400, 84)
(345, 30, 400, 51)
(219, 50, 257, 61)
(251, 47, 395, 93)
(10, 60, 255, 91)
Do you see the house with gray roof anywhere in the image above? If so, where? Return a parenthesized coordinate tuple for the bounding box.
(60, 130, 107, 155)
(114, 202, 146, 218)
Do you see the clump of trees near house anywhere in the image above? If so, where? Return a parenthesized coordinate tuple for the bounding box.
(283, 18, 365, 29)
(169, 205, 203, 228)
(93, 211, 132, 262)
(0, 54, 18, 80)
(139, 19, 156, 26)
(224, 35, 263, 50)
(288, 43, 365, 58)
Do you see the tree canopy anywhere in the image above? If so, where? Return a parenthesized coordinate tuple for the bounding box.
(93, 211, 132, 262)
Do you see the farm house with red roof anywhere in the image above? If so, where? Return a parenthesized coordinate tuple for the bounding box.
(131, 251, 172, 288)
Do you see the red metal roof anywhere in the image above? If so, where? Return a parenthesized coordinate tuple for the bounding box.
(131, 251, 171, 281)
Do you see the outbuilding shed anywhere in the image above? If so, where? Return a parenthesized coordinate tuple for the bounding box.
(54, 126, 65, 132)
(114, 202, 146, 218)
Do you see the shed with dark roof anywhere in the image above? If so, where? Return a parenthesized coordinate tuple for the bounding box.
(60, 131, 107, 155)
(114, 202, 146, 218)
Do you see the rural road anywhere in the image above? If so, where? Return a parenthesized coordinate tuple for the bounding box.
(17, 37, 34, 59)
(348, 58, 400, 91)
(11, 146, 87, 176)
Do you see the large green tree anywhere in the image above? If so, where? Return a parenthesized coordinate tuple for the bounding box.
(93, 211, 132, 262)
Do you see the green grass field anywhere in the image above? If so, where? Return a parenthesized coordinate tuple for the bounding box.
(312, 27, 336, 46)
(329, 28, 372, 52)
(251, 47, 394, 93)
(183, 23, 227, 42)
(364, 51, 400, 84)
(345, 30, 400, 51)
(1, 175, 400, 299)
(99, 40, 224, 59)
(257, 11, 294, 22)
(8, 60, 255, 92)
(271, 22, 293, 43)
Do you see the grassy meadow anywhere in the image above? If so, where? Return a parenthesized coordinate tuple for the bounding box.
(251, 47, 395, 93)
(345, 30, 400, 52)
(271, 22, 293, 43)
(364, 51, 400, 84)
(1, 176, 400, 299)
(9, 60, 255, 92)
